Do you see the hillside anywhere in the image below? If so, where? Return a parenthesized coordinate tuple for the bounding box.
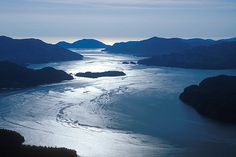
(0, 61, 73, 90)
(0, 36, 83, 64)
(138, 42, 236, 69)
(180, 75, 236, 123)
(104, 37, 216, 56)
(57, 39, 109, 49)
(0, 129, 77, 157)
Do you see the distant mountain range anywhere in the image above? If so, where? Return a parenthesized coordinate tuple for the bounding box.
(0, 61, 73, 90)
(0, 36, 83, 64)
(104, 37, 217, 56)
(219, 37, 236, 42)
(1, 35, 236, 69)
(104, 36, 236, 69)
(138, 42, 236, 69)
(57, 39, 109, 49)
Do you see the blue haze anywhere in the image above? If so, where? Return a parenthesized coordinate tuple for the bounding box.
(0, 0, 236, 43)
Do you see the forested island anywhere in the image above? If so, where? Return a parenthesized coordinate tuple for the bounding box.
(180, 75, 236, 123)
(76, 71, 126, 78)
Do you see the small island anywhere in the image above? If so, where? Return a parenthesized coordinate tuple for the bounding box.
(122, 61, 129, 64)
(0, 129, 77, 157)
(122, 61, 136, 65)
(75, 71, 126, 78)
(0, 61, 73, 91)
(180, 75, 236, 123)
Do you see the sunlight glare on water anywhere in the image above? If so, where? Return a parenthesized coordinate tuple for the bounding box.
(1, 49, 236, 157)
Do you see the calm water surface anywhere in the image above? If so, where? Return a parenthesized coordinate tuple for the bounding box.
(0, 49, 236, 157)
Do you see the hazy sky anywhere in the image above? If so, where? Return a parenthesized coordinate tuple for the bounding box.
(0, 0, 236, 44)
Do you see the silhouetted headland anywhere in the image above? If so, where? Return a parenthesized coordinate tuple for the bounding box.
(0, 129, 77, 157)
(0, 36, 83, 64)
(138, 42, 236, 69)
(180, 75, 236, 123)
(104, 37, 217, 56)
(104, 36, 236, 69)
(0, 61, 73, 91)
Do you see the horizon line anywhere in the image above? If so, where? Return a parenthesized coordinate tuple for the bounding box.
(1, 35, 236, 45)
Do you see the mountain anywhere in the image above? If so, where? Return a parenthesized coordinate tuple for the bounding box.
(0, 36, 83, 64)
(104, 37, 216, 56)
(57, 39, 109, 49)
(0, 61, 73, 90)
(138, 42, 236, 69)
(183, 38, 215, 47)
(219, 37, 236, 42)
(180, 75, 236, 123)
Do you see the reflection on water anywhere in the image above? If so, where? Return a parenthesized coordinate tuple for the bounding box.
(1, 49, 236, 157)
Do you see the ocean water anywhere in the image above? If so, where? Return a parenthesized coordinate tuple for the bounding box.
(0, 49, 236, 157)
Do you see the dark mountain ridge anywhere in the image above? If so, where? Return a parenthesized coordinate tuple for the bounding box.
(0, 61, 73, 90)
(104, 36, 218, 56)
(138, 41, 236, 69)
(0, 36, 83, 64)
(57, 39, 109, 49)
